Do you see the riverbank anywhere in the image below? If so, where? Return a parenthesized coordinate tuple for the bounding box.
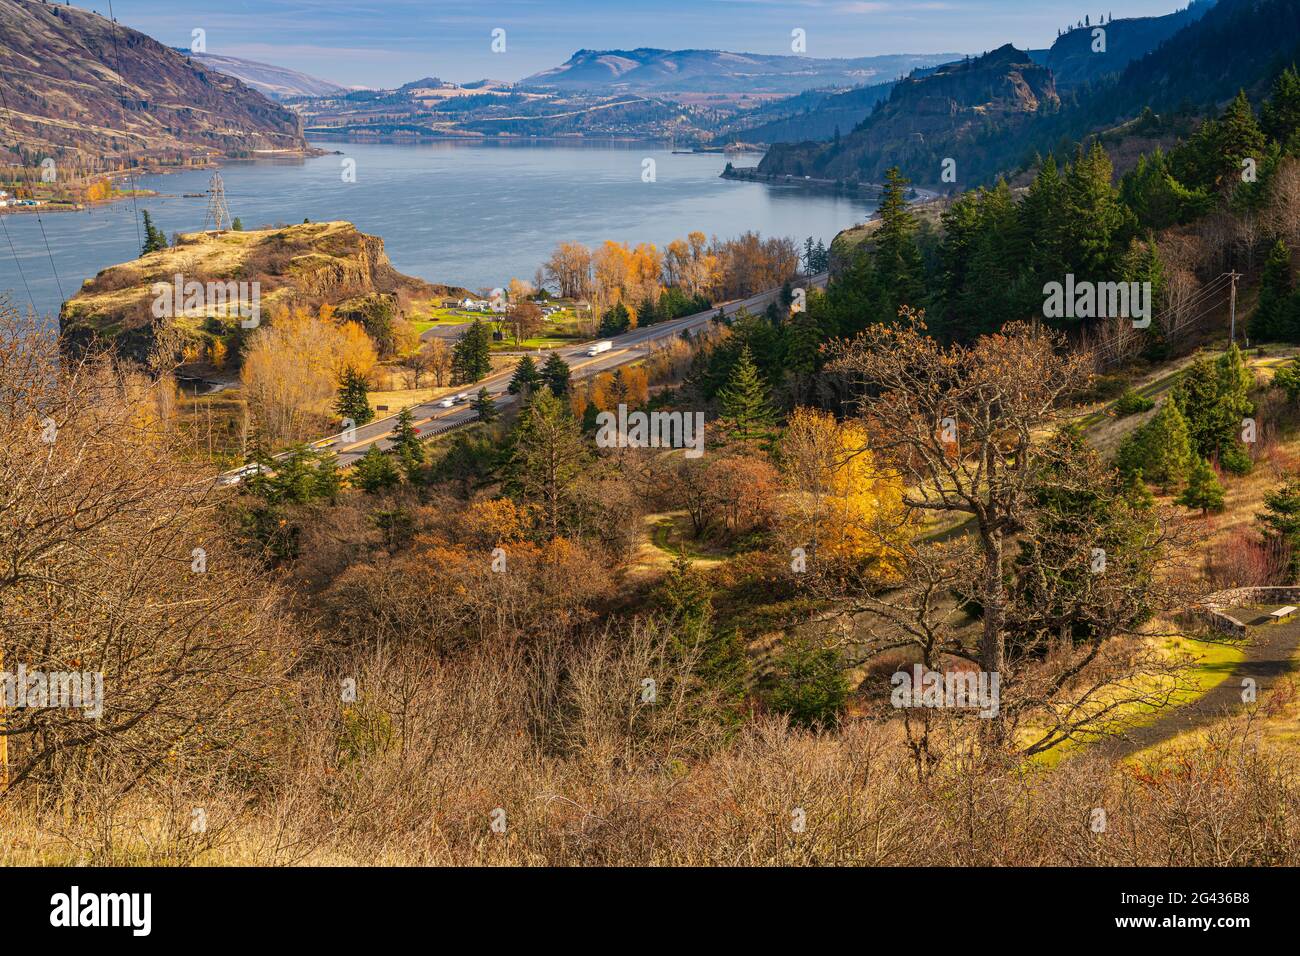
(720, 163, 942, 204)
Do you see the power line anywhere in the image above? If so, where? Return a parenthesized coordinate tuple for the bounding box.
(0, 214, 37, 316)
(105, 1, 144, 253)
(0, 76, 66, 307)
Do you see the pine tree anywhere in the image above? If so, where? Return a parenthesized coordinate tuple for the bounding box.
(767, 637, 848, 730)
(1172, 345, 1255, 472)
(717, 344, 776, 443)
(452, 319, 492, 384)
(1063, 142, 1130, 280)
(1262, 65, 1300, 147)
(1252, 239, 1295, 342)
(333, 367, 374, 426)
(507, 354, 544, 398)
(599, 301, 631, 336)
(140, 210, 167, 254)
(1261, 476, 1300, 580)
(872, 166, 925, 316)
(542, 352, 572, 397)
(352, 444, 401, 493)
(390, 406, 424, 478)
(503, 391, 588, 538)
(1177, 457, 1226, 516)
(1116, 398, 1192, 493)
(471, 387, 499, 424)
(1214, 90, 1268, 185)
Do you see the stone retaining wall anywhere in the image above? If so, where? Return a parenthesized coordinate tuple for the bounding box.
(1198, 586, 1300, 636)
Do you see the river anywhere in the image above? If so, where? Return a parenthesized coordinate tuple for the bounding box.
(0, 139, 877, 320)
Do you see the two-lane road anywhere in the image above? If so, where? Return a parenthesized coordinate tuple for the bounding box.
(222, 273, 827, 478)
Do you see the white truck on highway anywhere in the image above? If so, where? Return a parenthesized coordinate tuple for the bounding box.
(586, 340, 613, 357)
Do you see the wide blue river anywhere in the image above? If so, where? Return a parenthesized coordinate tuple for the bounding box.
(0, 139, 876, 319)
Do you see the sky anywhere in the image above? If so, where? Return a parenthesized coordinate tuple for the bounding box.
(72, 0, 1190, 89)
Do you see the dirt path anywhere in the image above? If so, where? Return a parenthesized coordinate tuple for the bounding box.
(1092, 609, 1300, 761)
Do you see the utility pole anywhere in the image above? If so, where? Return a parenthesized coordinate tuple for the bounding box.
(1228, 271, 1242, 345)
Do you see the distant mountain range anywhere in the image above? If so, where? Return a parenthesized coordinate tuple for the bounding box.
(520, 48, 962, 94)
(183, 52, 348, 100)
(0, 0, 304, 165)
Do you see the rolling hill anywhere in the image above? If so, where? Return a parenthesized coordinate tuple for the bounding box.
(183, 52, 348, 101)
(0, 0, 305, 165)
(521, 48, 961, 94)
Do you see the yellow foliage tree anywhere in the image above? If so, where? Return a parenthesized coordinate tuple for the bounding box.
(781, 407, 906, 575)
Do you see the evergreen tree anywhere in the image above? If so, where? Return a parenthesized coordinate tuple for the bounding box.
(717, 344, 777, 443)
(599, 301, 631, 336)
(507, 354, 545, 399)
(1177, 457, 1226, 516)
(471, 386, 499, 424)
(1260, 476, 1300, 580)
(541, 351, 572, 397)
(1251, 239, 1295, 342)
(656, 553, 749, 717)
(1115, 398, 1192, 492)
(503, 391, 588, 538)
(1118, 149, 1211, 231)
(232, 217, 244, 231)
(451, 319, 492, 384)
(1020, 154, 1069, 284)
(1172, 345, 1255, 473)
(333, 367, 374, 426)
(767, 638, 848, 730)
(872, 166, 926, 317)
(1063, 142, 1130, 280)
(390, 406, 424, 479)
(1262, 65, 1300, 148)
(140, 210, 167, 254)
(352, 444, 401, 493)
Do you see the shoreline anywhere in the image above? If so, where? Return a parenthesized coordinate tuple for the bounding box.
(0, 146, 327, 217)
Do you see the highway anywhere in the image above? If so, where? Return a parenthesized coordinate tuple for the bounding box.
(219, 272, 827, 480)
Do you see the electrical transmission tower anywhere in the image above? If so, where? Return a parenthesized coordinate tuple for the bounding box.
(202, 171, 232, 234)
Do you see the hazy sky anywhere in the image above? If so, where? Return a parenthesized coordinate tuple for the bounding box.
(74, 0, 1190, 88)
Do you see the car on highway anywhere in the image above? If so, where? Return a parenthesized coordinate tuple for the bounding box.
(587, 340, 613, 357)
(438, 396, 455, 408)
(218, 462, 265, 487)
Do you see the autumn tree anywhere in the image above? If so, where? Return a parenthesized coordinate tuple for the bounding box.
(505, 299, 544, 345)
(828, 314, 1195, 756)
(0, 306, 295, 798)
(779, 406, 906, 576)
(241, 306, 378, 445)
(421, 338, 453, 388)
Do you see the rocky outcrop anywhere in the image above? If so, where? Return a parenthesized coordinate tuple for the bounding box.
(59, 221, 469, 361)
